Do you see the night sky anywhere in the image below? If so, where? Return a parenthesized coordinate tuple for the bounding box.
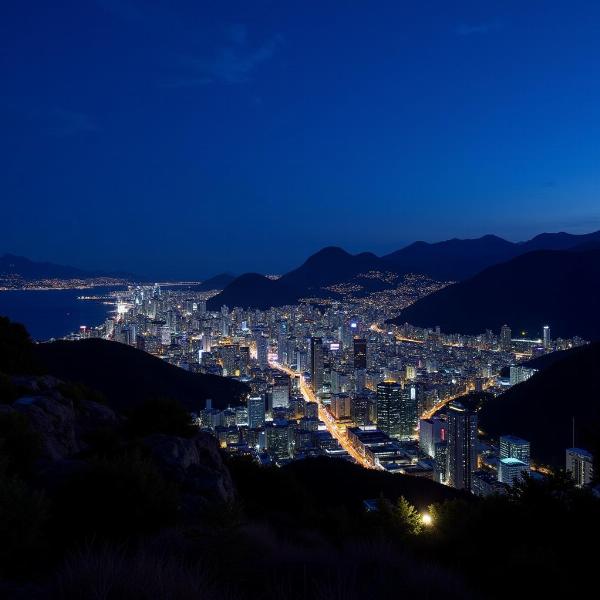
(2, 1, 600, 278)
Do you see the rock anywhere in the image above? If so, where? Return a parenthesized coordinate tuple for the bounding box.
(144, 432, 235, 503)
(75, 398, 120, 438)
(13, 395, 78, 461)
(0, 404, 16, 416)
(12, 394, 119, 461)
(34, 459, 89, 493)
(10, 375, 62, 394)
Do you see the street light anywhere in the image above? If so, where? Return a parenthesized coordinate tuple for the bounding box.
(421, 513, 433, 527)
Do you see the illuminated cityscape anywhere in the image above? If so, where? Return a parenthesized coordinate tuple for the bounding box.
(61, 279, 588, 494)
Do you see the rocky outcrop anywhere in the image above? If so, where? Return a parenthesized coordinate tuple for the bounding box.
(8, 382, 120, 461)
(13, 395, 79, 460)
(4, 376, 236, 506)
(144, 432, 235, 503)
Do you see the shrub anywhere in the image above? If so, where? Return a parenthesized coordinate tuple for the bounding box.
(0, 411, 42, 477)
(0, 475, 47, 576)
(50, 451, 179, 544)
(0, 316, 39, 374)
(127, 397, 196, 438)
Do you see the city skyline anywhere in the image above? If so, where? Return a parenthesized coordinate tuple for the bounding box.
(2, 1, 600, 277)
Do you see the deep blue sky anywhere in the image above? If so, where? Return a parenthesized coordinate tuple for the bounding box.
(1, 1, 600, 278)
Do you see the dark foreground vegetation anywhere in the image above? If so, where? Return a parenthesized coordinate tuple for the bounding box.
(1, 316, 600, 599)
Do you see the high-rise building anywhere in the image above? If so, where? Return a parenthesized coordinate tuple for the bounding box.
(419, 417, 447, 457)
(305, 401, 319, 420)
(310, 337, 324, 394)
(433, 441, 448, 484)
(376, 381, 402, 438)
(353, 338, 367, 370)
(247, 396, 266, 429)
(543, 325, 551, 351)
(400, 385, 419, 440)
(256, 334, 268, 370)
(500, 324, 512, 351)
(354, 368, 366, 393)
(330, 394, 352, 420)
(272, 374, 290, 409)
(499, 435, 530, 469)
(498, 458, 528, 485)
(446, 398, 478, 491)
(566, 448, 593, 487)
(351, 394, 371, 426)
(265, 420, 291, 460)
(160, 325, 171, 346)
(509, 365, 537, 385)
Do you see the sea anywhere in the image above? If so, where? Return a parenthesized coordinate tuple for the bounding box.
(0, 286, 124, 341)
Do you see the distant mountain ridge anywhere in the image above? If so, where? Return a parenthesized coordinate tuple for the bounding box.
(207, 230, 600, 311)
(207, 247, 399, 310)
(391, 246, 600, 340)
(0, 253, 132, 280)
(196, 273, 236, 290)
(382, 230, 600, 280)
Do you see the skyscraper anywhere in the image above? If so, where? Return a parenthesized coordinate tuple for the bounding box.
(271, 374, 290, 409)
(499, 435, 530, 469)
(419, 417, 447, 457)
(543, 325, 551, 351)
(265, 420, 291, 461)
(247, 395, 266, 429)
(433, 441, 448, 484)
(498, 458, 528, 485)
(310, 337, 324, 394)
(500, 324, 512, 351)
(353, 338, 367, 369)
(566, 448, 593, 487)
(509, 365, 537, 385)
(256, 333, 268, 370)
(376, 381, 402, 438)
(446, 398, 478, 491)
(400, 386, 419, 440)
(351, 394, 371, 426)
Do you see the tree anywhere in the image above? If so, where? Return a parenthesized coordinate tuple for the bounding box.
(0, 316, 39, 374)
(394, 496, 423, 535)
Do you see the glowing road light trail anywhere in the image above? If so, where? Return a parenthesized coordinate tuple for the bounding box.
(269, 360, 379, 469)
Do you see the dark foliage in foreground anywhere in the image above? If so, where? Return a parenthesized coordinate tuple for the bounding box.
(0, 316, 40, 375)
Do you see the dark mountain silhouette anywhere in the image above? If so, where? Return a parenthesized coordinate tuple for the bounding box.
(382, 230, 600, 280)
(279, 246, 384, 290)
(499, 345, 584, 378)
(520, 230, 600, 252)
(33, 339, 248, 412)
(206, 231, 600, 311)
(206, 273, 302, 310)
(0, 253, 132, 280)
(382, 234, 516, 280)
(391, 247, 600, 340)
(196, 272, 236, 290)
(480, 342, 600, 467)
(207, 248, 400, 310)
